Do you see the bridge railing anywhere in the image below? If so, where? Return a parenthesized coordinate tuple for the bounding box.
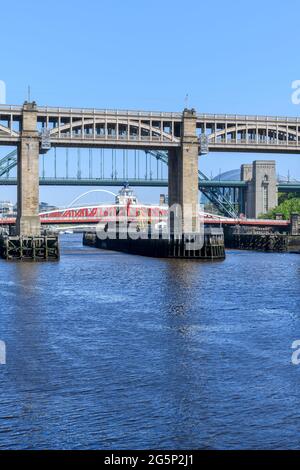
(0, 104, 23, 112)
(0, 104, 183, 118)
(2, 105, 300, 124)
(36, 106, 183, 119)
(211, 138, 299, 145)
(197, 113, 300, 123)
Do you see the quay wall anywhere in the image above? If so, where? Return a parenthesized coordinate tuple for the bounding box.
(83, 228, 225, 260)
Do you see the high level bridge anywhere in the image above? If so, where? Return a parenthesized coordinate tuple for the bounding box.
(1, 102, 300, 236)
(2, 104, 300, 152)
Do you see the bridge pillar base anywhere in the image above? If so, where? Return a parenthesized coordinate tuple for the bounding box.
(16, 216, 41, 238)
(0, 234, 60, 261)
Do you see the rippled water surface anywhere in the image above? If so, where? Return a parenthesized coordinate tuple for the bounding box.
(0, 234, 300, 449)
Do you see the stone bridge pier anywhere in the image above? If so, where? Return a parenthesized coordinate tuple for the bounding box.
(241, 160, 278, 218)
(16, 102, 41, 237)
(168, 109, 199, 235)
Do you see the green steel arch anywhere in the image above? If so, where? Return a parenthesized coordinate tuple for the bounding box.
(0, 149, 17, 177)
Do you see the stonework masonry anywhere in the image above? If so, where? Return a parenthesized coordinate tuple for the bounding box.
(168, 109, 199, 233)
(241, 160, 278, 218)
(16, 102, 41, 236)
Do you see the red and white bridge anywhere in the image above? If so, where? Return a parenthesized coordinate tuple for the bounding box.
(0, 204, 290, 229)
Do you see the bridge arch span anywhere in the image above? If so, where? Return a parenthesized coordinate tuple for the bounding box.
(49, 118, 180, 144)
(208, 124, 300, 144)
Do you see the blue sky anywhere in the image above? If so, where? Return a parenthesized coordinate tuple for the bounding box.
(1, 0, 300, 205)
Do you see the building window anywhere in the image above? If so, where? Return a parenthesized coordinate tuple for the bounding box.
(262, 182, 269, 213)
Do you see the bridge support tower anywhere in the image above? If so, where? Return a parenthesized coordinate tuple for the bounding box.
(16, 102, 41, 237)
(0, 102, 59, 261)
(168, 109, 199, 234)
(241, 160, 278, 218)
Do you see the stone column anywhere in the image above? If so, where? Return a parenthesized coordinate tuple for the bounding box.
(16, 102, 41, 237)
(252, 160, 277, 218)
(168, 109, 199, 234)
(240, 163, 254, 217)
(241, 160, 278, 218)
(291, 213, 300, 235)
(168, 147, 181, 235)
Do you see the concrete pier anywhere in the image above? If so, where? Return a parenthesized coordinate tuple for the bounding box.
(0, 234, 60, 261)
(0, 102, 60, 262)
(224, 213, 300, 253)
(289, 213, 300, 253)
(168, 109, 199, 234)
(83, 228, 225, 260)
(16, 102, 41, 237)
(224, 227, 288, 252)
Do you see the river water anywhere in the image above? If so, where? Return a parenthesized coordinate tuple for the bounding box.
(0, 234, 300, 450)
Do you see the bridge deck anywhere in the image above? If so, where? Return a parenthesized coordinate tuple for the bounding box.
(2, 105, 300, 153)
(0, 177, 299, 193)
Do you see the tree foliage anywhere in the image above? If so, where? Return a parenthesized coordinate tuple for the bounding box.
(259, 196, 300, 220)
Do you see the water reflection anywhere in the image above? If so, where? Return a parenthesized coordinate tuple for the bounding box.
(0, 236, 299, 449)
